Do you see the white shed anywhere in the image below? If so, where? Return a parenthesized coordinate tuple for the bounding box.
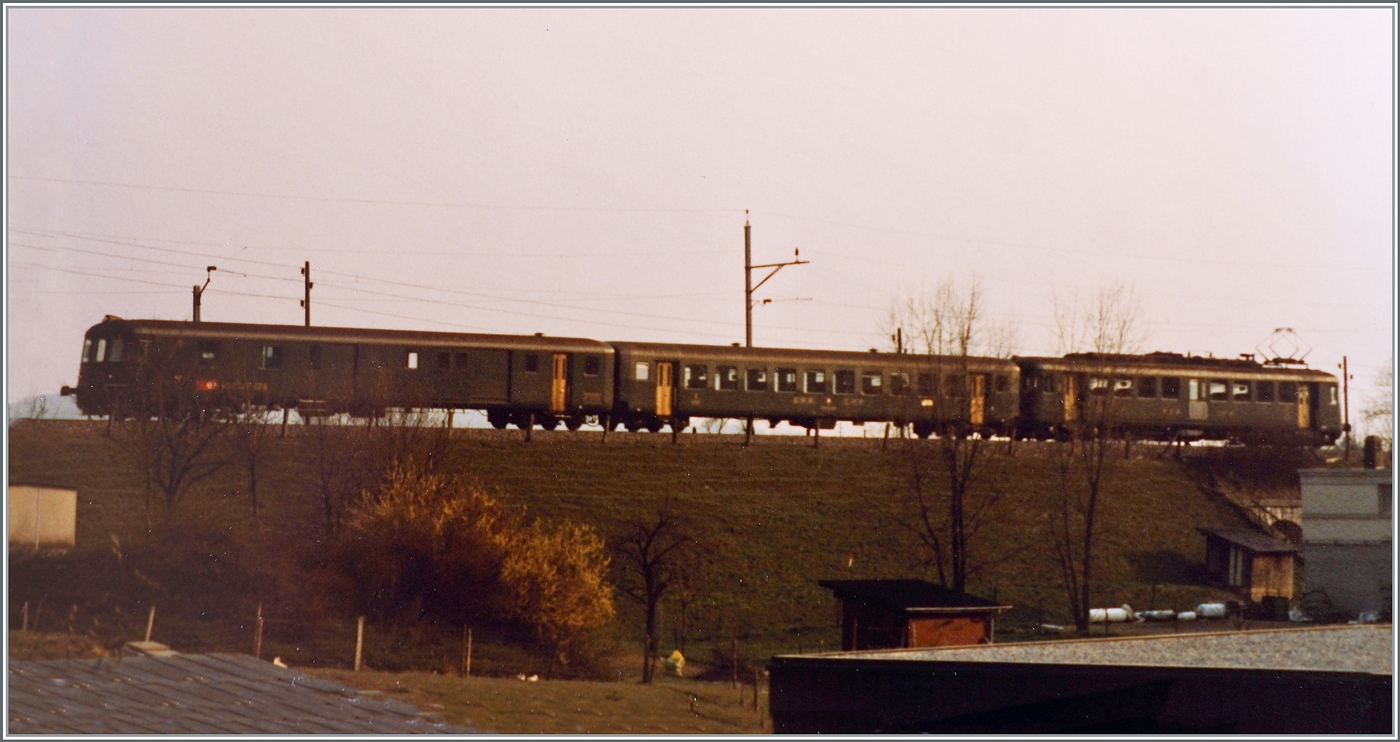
(8, 485, 77, 551)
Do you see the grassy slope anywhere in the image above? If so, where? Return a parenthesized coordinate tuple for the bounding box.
(7, 420, 1257, 666)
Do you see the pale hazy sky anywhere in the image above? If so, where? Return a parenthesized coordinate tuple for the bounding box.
(6, 7, 1396, 415)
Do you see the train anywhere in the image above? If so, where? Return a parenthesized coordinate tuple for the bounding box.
(61, 316, 1343, 445)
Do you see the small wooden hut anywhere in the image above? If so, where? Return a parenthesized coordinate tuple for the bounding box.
(1198, 527, 1299, 602)
(818, 579, 1012, 650)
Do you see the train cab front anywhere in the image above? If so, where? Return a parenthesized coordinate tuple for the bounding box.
(62, 321, 135, 416)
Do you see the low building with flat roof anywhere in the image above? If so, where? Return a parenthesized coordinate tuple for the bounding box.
(768, 625, 1391, 734)
(1300, 467, 1393, 617)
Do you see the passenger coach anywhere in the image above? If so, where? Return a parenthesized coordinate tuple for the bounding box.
(64, 317, 615, 430)
(609, 341, 1019, 436)
(1016, 352, 1342, 444)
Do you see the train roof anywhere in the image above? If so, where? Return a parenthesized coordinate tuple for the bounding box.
(607, 340, 1018, 369)
(1015, 352, 1337, 380)
(88, 317, 614, 353)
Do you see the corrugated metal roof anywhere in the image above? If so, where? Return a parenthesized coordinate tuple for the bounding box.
(802, 625, 1391, 675)
(818, 579, 1008, 611)
(7, 652, 473, 734)
(1198, 526, 1301, 554)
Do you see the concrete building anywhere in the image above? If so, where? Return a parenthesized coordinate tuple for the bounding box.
(1299, 467, 1393, 617)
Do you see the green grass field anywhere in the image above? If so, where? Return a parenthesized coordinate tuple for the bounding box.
(8, 419, 1271, 675)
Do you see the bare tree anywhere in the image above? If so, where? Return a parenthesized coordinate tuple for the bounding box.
(117, 349, 228, 524)
(1363, 359, 1393, 450)
(226, 403, 277, 531)
(887, 279, 1015, 594)
(1045, 284, 1143, 631)
(613, 504, 698, 683)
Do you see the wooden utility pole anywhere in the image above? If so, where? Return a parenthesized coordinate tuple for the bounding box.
(300, 262, 313, 326)
(1341, 356, 1353, 460)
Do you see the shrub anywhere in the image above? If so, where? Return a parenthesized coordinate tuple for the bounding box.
(335, 459, 614, 655)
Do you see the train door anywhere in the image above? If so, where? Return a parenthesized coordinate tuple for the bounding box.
(551, 353, 568, 414)
(1189, 379, 1208, 421)
(656, 361, 673, 417)
(1297, 384, 1311, 429)
(969, 374, 986, 426)
(1063, 374, 1078, 423)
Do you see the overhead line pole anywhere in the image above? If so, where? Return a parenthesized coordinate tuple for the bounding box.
(743, 211, 808, 445)
(744, 212, 808, 348)
(300, 261, 313, 326)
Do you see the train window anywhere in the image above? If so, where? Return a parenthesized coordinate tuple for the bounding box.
(436, 351, 451, 371)
(1208, 380, 1229, 401)
(309, 345, 323, 370)
(108, 338, 124, 363)
(1329, 385, 1338, 406)
(994, 375, 1008, 393)
(1278, 381, 1298, 402)
(524, 354, 539, 373)
(405, 351, 419, 370)
(717, 366, 739, 391)
(1161, 377, 1180, 398)
(891, 373, 911, 395)
(1233, 381, 1251, 402)
(918, 372, 938, 396)
(1256, 381, 1274, 402)
(805, 370, 828, 394)
(1113, 379, 1133, 397)
(1089, 377, 1110, 396)
(777, 368, 798, 392)
(1189, 379, 1201, 401)
(82, 338, 93, 363)
(635, 362, 650, 381)
(95, 338, 107, 363)
(861, 372, 883, 395)
(684, 365, 708, 390)
(746, 368, 769, 391)
(1138, 377, 1157, 397)
(262, 345, 283, 370)
(946, 375, 964, 398)
(584, 356, 601, 376)
(198, 341, 219, 366)
(835, 370, 855, 395)
(456, 352, 469, 369)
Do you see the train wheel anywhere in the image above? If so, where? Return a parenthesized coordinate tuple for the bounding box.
(624, 416, 641, 433)
(645, 417, 663, 433)
(542, 416, 561, 431)
(488, 410, 509, 430)
(565, 416, 583, 431)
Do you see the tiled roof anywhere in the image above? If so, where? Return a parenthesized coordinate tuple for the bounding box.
(7, 652, 473, 734)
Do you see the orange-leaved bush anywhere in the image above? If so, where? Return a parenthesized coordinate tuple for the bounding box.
(336, 459, 613, 650)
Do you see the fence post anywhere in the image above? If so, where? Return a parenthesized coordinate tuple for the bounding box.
(731, 638, 738, 689)
(22, 601, 29, 633)
(254, 603, 264, 660)
(144, 605, 156, 642)
(464, 624, 476, 674)
(354, 616, 365, 672)
(752, 667, 760, 711)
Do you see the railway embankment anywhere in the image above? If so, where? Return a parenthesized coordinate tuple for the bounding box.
(9, 419, 1285, 673)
